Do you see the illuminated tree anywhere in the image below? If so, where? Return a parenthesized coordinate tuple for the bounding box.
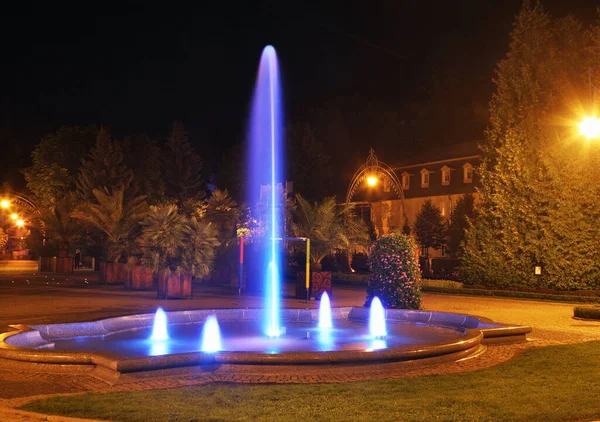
(461, 2, 600, 289)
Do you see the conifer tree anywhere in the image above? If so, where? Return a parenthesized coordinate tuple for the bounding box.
(414, 199, 445, 255)
(461, 2, 600, 289)
(76, 128, 135, 200)
(164, 121, 205, 205)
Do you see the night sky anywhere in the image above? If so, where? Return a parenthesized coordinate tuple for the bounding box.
(1, 0, 599, 189)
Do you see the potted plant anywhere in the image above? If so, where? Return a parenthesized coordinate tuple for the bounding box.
(290, 195, 369, 299)
(71, 186, 148, 284)
(139, 204, 219, 299)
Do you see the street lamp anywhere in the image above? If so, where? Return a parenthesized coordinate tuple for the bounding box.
(366, 175, 378, 187)
(579, 116, 600, 139)
(15, 219, 24, 228)
(0, 200, 10, 209)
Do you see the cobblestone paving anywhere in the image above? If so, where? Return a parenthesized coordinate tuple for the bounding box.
(0, 272, 598, 420)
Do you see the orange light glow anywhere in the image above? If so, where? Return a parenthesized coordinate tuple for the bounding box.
(15, 219, 25, 228)
(367, 176, 377, 187)
(10, 213, 18, 220)
(0, 200, 10, 209)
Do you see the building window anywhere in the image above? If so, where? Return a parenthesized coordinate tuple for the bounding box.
(441, 165, 451, 186)
(420, 169, 430, 188)
(441, 245, 448, 257)
(401, 172, 410, 190)
(463, 163, 473, 183)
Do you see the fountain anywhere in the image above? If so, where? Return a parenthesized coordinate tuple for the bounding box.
(200, 316, 222, 353)
(248, 45, 283, 338)
(150, 307, 168, 341)
(318, 292, 333, 329)
(369, 297, 387, 339)
(0, 46, 532, 380)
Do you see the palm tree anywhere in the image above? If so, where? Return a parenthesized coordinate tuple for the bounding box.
(138, 204, 218, 278)
(40, 193, 82, 256)
(71, 186, 148, 262)
(290, 195, 369, 270)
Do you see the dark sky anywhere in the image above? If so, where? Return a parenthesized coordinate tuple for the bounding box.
(1, 0, 599, 189)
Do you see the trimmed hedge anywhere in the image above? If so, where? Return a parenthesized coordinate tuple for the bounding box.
(574, 305, 600, 319)
(425, 287, 600, 304)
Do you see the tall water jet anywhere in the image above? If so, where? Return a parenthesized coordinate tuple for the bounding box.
(369, 297, 387, 339)
(318, 292, 333, 329)
(150, 307, 168, 341)
(200, 316, 222, 353)
(247, 45, 284, 337)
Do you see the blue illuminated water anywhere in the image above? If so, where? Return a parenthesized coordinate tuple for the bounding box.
(247, 45, 284, 337)
(369, 297, 387, 339)
(150, 307, 168, 341)
(318, 292, 333, 329)
(200, 316, 222, 353)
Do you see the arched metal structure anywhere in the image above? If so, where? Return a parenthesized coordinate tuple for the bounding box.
(345, 148, 407, 222)
(0, 185, 46, 243)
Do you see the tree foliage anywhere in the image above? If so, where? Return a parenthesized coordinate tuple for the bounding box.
(447, 194, 476, 257)
(414, 199, 445, 254)
(290, 195, 369, 270)
(22, 125, 97, 208)
(164, 121, 205, 204)
(461, 2, 600, 289)
(286, 122, 332, 202)
(71, 187, 148, 262)
(138, 203, 218, 278)
(76, 128, 135, 201)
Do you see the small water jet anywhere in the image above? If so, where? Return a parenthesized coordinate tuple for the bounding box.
(200, 316, 222, 353)
(318, 292, 333, 329)
(369, 297, 387, 339)
(150, 307, 168, 341)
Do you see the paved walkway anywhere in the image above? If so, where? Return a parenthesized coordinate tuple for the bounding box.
(0, 270, 598, 421)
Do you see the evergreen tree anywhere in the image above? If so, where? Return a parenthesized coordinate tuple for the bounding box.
(164, 121, 205, 204)
(414, 199, 445, 255)
(75, 128, 135, 201)
(123, 133, 165, 203)
(446, 194, 476, 258)
(286, 122, 332, 202)
(461, 2, 600, 289)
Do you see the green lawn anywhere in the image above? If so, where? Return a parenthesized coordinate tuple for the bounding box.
(21, 341, 600, 422)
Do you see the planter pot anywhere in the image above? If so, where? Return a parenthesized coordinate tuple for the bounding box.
(55, 257, 73, 273)
(38, 257, 56, 272)
(157, 271, 193, 299)
(296, 271, 332, 300)
(104, 262, 130, 284)
(127, 265, 154, 290)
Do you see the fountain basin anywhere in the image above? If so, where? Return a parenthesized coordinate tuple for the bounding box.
(0, 308, 530, 373)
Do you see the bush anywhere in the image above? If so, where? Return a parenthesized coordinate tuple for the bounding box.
(365, 233, 421, 309)
(420, 279, 463, 289)
(574, 305, 600, 320)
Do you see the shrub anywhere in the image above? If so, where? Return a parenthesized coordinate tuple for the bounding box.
(365, 232, 421, 309)
(420, 279, 463, 289)
(573, 305, 600, 320)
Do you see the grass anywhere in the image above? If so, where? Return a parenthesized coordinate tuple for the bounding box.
(21, 341, 600, 422)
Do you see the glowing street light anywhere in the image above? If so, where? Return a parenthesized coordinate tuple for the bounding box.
(0, 200, 10, 209)
(366, 175, 378, 187)
(579, 116, 600, 139)
(10, 213, 18, 221)
(15, 219, 25, 228)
